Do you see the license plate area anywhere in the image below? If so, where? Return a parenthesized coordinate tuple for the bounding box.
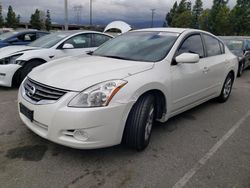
(20, 103, 34, 122)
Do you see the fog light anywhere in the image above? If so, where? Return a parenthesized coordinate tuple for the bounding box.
(73, 129, 88, 141)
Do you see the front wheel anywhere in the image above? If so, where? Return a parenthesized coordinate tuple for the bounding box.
(122, 94, 155, 151)
(217, 73, 234, 103)
(12, 60, 45, 87)
(237, 62, 244, 77)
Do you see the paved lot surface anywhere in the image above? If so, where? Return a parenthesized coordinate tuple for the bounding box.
(0, 71, 250, 188)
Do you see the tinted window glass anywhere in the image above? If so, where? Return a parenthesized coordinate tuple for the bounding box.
(37, 32, 48, 38)
(92, 34, 112, 47)
(177, 34, 204, 58)
(203, 34, 222, 56)
(29, 32, 71, 48)
(64, 34, 92, 48)
(17, 33, 36, 42)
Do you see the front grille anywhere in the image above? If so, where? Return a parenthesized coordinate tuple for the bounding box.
(24, 78, 68, 103)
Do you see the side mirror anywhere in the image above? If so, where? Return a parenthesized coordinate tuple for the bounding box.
(62, 43, 74, 49)
(8, 38, 18, 43)
(175, 53, 200, 64)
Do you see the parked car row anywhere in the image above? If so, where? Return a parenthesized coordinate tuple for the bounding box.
(220, 36, 250, 77)
(13, 28, 238, 151)
(0, 30, 113, 87)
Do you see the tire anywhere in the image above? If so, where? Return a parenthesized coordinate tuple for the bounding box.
(13, 60, 45, 87)
(122, 94, 155, 151)
(237, 62, 244, 77)
(217, 73, 234, 103)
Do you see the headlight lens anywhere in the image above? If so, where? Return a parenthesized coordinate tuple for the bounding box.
(68, 80, 127, 108)
(0, 54, 23, 65)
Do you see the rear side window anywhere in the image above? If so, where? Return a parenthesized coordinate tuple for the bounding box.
(177, 34, 204, 58)
(203, 34, 222, 56)
(64, 34, 92, 48)
(37, 32, 48, 38)
(92, 34, 112, 47)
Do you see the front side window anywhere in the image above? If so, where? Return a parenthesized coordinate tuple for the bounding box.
(177, 34, 204, 58)
(64, 34, 92, 48)
(29, 32, 70, 48)
(203, 34, 222, 57)
(93, 31, 179, 62)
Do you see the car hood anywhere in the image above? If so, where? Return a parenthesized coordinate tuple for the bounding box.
(0, 45, 38, 58)
(29, 55, 154, 91)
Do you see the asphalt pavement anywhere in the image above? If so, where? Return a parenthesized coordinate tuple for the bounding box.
(0, 71, 250, 188)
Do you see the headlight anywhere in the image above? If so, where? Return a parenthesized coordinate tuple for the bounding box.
(68, 80, 127, 108)
(0, 54, 23, 65)
(9, 54, 23, 64)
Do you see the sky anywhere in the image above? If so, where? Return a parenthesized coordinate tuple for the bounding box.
(0, 0, 237, 27)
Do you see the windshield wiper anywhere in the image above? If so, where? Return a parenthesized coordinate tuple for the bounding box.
(100, 55, 131, 60)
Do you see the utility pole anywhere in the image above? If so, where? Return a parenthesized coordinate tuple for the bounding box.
(73, 5, 83, 25)
(150, 9, 156, 28)
(64, 0, 68, 30)
(90, 0, 93, 25)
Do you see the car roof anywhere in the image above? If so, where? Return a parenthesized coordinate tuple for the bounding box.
(132, 27, 216, 36)
(14, 30, 49, 34)
(135, 27, 188, 33)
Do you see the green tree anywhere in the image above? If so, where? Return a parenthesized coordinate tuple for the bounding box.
(209, 0, 230, 34)
(230, 0, 250, 35)
(192, 0, 203, 29)
(214, 5, 231, 35)
(177, 0, 188, 14)
(199, 9, 210, 31)
(30, 9, 43, 30)
(164, 1, 178, 27)
(0, 4, 4, 27)
(172, 11, 193, 28)
(5, 6, 19, 28)
(172, 0, 192, 28)
(45, 10, 52, 31)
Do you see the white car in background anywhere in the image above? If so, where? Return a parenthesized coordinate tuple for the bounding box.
(18, 28, 238, 151)
(0, 31, 113, 87)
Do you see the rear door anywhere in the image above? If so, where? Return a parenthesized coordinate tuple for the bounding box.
(201, 34, 227, 94)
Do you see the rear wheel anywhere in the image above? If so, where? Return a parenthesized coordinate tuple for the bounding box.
(12, 60, 45, 87)
(217, 73, 234, 103)
(122, 94, 155, 151)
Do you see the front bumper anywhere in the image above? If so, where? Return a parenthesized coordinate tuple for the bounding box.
(0, 64, 21, 87)
(18, 88, 133, 149)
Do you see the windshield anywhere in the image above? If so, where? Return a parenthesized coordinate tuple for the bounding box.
(223, 39, 243, 51)
(0, 31, 19, 40)
(93, 31, 179, 62)
(28, 32, 70, 48)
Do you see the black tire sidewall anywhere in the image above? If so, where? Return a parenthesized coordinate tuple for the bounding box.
(123, 94, 155, 150)
(20, 60, 44, 84)
(219, 73, 234, 102)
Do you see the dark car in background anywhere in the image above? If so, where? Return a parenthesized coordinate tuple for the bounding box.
(220, 36, 250, 77)
(0, 30, 49, 48)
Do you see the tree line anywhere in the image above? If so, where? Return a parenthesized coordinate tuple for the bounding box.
(164, 0, 250, 36)
(0, 5, 52, 31)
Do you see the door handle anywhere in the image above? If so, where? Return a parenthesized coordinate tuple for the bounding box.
(203, 67, 209, 74)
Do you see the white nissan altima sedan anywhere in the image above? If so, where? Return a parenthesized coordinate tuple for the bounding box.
(0, 30, 113, 87)
(18, 28, 238, 151)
